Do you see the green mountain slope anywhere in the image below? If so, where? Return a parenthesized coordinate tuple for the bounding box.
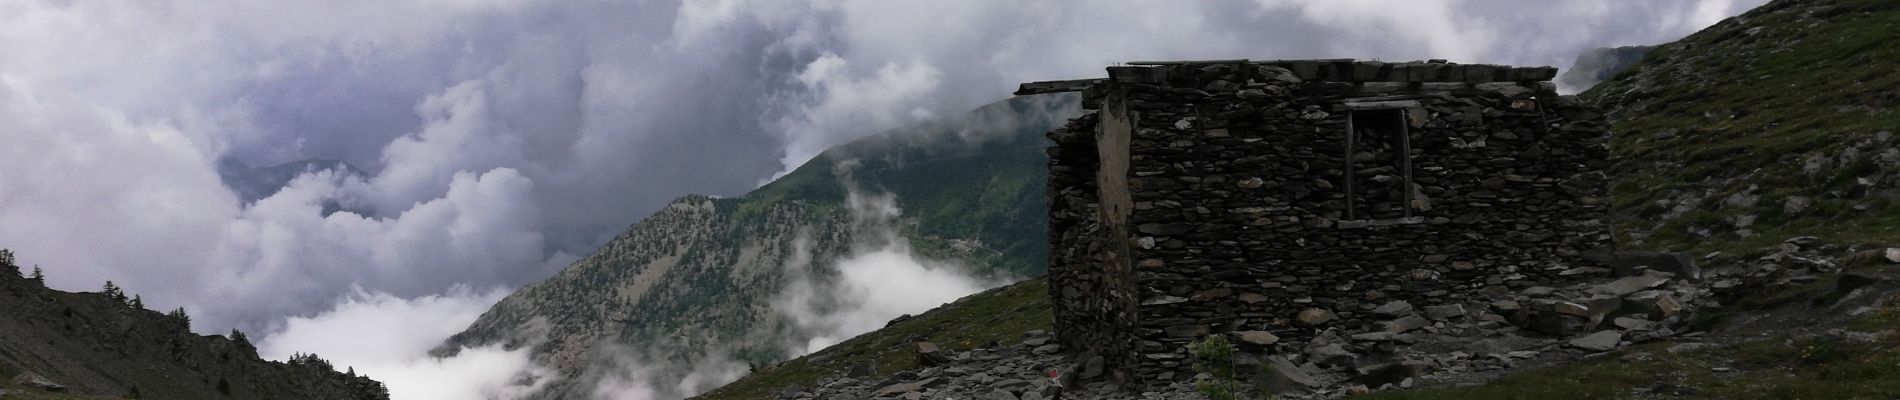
(1582, 0, 1900, 254)
(437, 94, 1077, 399)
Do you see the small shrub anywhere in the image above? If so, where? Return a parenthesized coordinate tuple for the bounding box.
(1189, 334, 1240, 400)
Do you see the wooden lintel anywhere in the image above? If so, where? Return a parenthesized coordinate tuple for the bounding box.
(1336, 100, 1423, 111)
(1015, 79, 1105, 96)
(1125, 59, 1248, 66)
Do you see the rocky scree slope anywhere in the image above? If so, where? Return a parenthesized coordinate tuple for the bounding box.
(436, 95, 1077, 399)
(0, 255, 389, 400)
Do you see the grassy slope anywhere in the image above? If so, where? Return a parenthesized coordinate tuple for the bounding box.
(1585, 0, 1900, 255)
(693, 278, 1053, 400)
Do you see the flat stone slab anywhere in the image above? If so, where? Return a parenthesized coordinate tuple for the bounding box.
(1568, 331, 1623, 352)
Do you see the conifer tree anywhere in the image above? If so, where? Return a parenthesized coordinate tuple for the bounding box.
(130, 294, 144, 309)
(230, 329, 250, 347)
(29, 265, 43, 284)
(168, 307, 191, 327)
(103, 281, 127, 302)
(0, 249, 17, 278)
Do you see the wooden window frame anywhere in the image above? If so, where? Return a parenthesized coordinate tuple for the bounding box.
(1338, 101, 1424, 228)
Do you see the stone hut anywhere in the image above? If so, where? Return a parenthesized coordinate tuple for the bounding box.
(1023, 59, 1612, 383)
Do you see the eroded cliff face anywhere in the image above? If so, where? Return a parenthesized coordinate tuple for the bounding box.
(437, 94, 1079, 399)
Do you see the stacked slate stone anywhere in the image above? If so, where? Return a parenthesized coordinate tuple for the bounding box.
(1036, 59, 1613, 384)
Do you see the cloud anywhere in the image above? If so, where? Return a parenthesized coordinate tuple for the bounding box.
(775, 190, 1002, 353)
(769, 54, 944, 181)
(258, 286, 552, 400)
(578, 187, 1003, 400)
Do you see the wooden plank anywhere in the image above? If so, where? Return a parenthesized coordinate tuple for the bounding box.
(1125, 59, 1248, 66)
(1014, 79, 1105, 96)
(1336, 100, 1422, 111)
(1344, 112, 1356, 221)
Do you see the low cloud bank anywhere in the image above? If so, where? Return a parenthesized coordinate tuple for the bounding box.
(258, 287, 552, 400)
(777, 190, 1003, 354)
(584, 186, 1003, 400)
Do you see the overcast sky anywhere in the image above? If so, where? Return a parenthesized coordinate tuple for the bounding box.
(0, 0, 1765, 353)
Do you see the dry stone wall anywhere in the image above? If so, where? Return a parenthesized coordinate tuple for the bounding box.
(1038, 59, 1613, 383)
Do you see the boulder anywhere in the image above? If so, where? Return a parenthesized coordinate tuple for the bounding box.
(1624, 290, 1683, 318)
(1613, 251, 1698, 280)
(1354, 360, 1435, 388)
(1424, 304, 1467, 321)
(11, 372, 64, 392)
(1568, 331, 1622, 352)
(1612, 316, 1653, 330)
(987, 389, 1020, 400)
(1381, 316, 1430, 333)
(1372, 301, 1415, 317)
(1235, 331, 1281, 348)
(1591, 271, 1672, 296)
(917, 342, 954, 366)
(1887, 248, 1900, 264)
(1307, 343, 1356, 366)
(1257, 356, 1320, 394)
(1296, 308, 1337, 326)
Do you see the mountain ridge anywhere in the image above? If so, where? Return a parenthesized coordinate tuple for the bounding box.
(437, 94, 1078, 399)
(0, 253, 390, 400)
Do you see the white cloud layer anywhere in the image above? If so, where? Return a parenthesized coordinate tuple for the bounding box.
(777, 191, 1001, 353)
(258, 287, 551, 400)
(581, 189, 1003, 400)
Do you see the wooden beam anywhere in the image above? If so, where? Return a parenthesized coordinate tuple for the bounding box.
(1335, 100, 1423, 111)
(1125, 59, 1248, 66)
(1014, 79, 1105, 96)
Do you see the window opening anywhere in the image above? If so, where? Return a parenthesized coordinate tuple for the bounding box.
(1341, 107, 1422, 225)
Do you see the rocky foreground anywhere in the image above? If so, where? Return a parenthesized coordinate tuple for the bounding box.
(780, 238, 1898, 399)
